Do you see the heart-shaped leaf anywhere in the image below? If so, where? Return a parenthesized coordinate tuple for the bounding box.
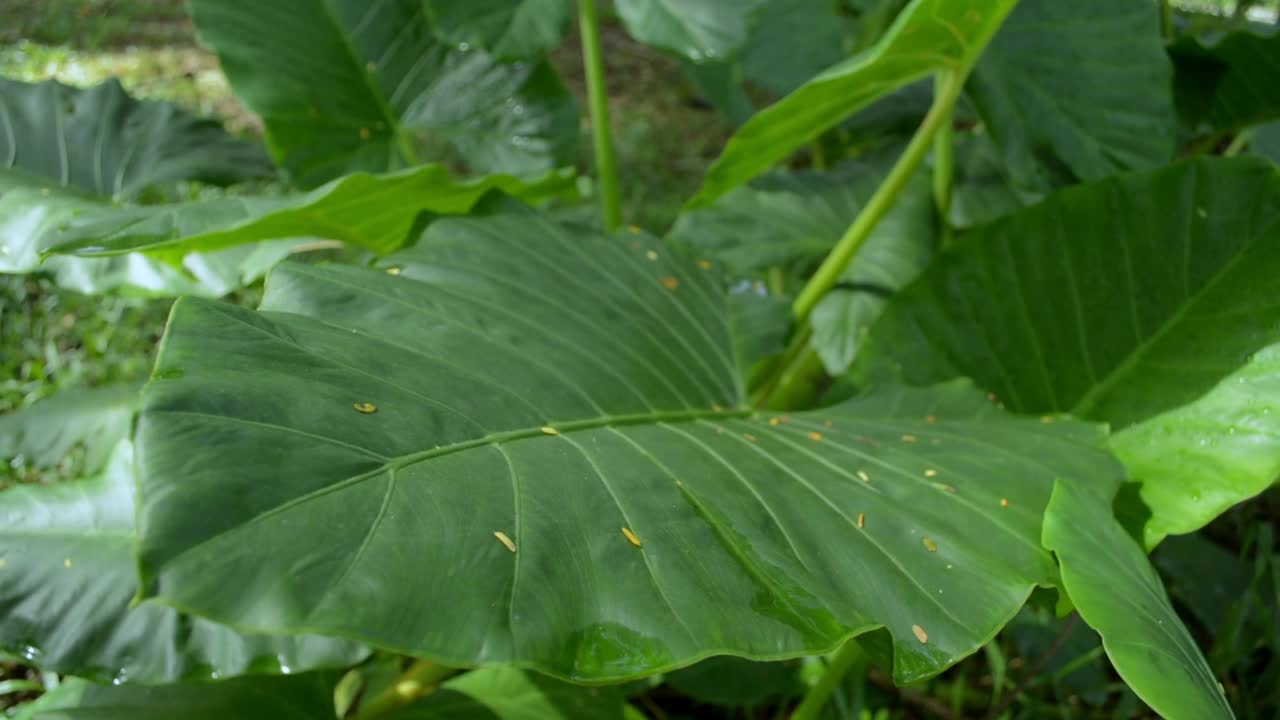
(0, 442, 365, 683)
(136, 206, 1121, 683)
(189, 0, 577, 187)
(855, 157, 1280, 545)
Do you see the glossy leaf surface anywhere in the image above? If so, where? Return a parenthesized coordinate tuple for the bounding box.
(690, 0, 1019, 207)
(966, 0, 1175, 191)
(0, 77, 270, 200)
(1043, 476, 1235, 720)
(137, 207, 1121, 683)
(0, 442, 365, 683)
(189, 0, 577, 187)
(856, 158, 1280, 542)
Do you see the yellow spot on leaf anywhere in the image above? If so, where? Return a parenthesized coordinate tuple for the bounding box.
(922, 537, 938, 552)
(493, 531, 516, 553)
(912, 624, 928, 644)
(627, 225, 643, 234)
(924, 469, 938, 478)
(857, 512, 865, 528)
(1000, 497, 1010, 508)
(396, 680, 422, 699)
(823, 420, 833, 428)
(621, 527, 642, 548)
(540, 426, 560, 436)
(660, 277, 679, 290)
(934, 483, 957, 494)
(1040, 415, 1056, 423)
(0, 558, 6, 569)
(743, 433, 757, 443)
(353, 402, 377, 414)
(857, 470, 871, 483)
(808, 431, 823, 442)
(902, 434, 917, 443)
(385, 266, 402, 275)
(698, 259, 713, 270)
(711, 404, 722, 412)
(359, 127, 370, 140)
(925, 414, 937, 424)
(645, 250, 658, 261)
(780, 415, 791, 424)
(769, 417, 780, 426)
(63, 558, 72, 569)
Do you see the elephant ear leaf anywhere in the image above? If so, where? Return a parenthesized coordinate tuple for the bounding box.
(136, 205, 1122, 684)
(0, 77, 271, 200)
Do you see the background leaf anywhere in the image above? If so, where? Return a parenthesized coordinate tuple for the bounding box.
(1170, 27, 1280, 141)
(0, 442, 365, 683)
(135, 208, 1122, 684)
(856, 157, 1280, 542)
(614, 0, 768, 63)
(689, 0, 1019, 207)
(965, 0, 1176, 192)
(0, 77, 270, 201)
(425, 0, 572, 60)
(384, 666, 629, 719)
(189, 0, 577, 187)
(1043, 476, 1235, 720)
(0, 382, 139, 473)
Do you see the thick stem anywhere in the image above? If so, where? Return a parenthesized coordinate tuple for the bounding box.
(352, 659, 454, 720)
(1224, 130, 1252, 156)
(791, 69, 965, 323)
(790, 639, 867, 720)
(932, 75, 955, 246)
(578, 0, 623, 231)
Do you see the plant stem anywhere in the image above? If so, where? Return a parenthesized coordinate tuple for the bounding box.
(1224, 130, 1252, 156)
(352, 659, 454, 720)
(1159, 0, 1174, 39)
(578, 0, 622, 231)
(790, 639, 866, 720)
(791, 68, 964, 323)
(931, 75, 955, 246)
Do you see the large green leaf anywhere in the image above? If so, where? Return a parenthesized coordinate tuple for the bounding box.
(0, 77, 270, 201)
(23, 672, 342, 720)
(48, 166, 574, 259)
(965, 0, 1175, 192)
(136, 206, 1121, 683)
(1043, 476, 1235, 720)
(1171, 27, 1280, 140)
(425, 0, 573, 60)
(0, 382, 139, 473)
(854, 157, 1280, 543)
(689, 0, 1019, 207)
(614, 0, 768, 63)
(189, 0, 577, 187)
(0, 441, 365, 683)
